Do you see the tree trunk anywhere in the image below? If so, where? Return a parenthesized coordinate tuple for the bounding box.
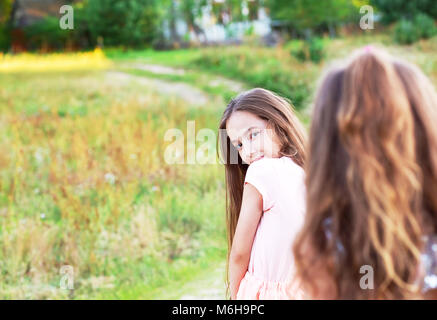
(169, 0, 180, 42)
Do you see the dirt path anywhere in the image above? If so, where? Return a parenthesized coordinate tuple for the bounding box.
(105, 70, 212, 107)
(179, 263, 227, 300)
(130, 63, 246, 93)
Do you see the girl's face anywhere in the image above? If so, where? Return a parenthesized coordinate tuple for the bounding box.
(226, 110, 281, 165)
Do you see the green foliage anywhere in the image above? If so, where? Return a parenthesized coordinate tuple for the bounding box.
(24, 16, 70, 50)
(414, 13, 437, 39)
(84, 0, 162, 48)
(394, 14, 437, 44)
(179, 0, 208, 26)
(266, 0, 358, 35)
(16, 0, 163, 51)
(394, 19, 420, 44)
(0, 0, 13, 51)
(23, 3, 96, 51)
(244, 25, 255, 37)
(211, 0, 247, 24)
(370, 0, 437, 23)
(0, 0, 14, 24)
(290, 37, 325, 63)
(308, 37, 325, 63)
(190, 46, 317, 110)
(71, 2, 93, 49)
(0, 24, 10, 52)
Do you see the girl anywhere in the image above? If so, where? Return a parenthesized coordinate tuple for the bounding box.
(293, 46, 437, 299)
(218, 88, 307, 299)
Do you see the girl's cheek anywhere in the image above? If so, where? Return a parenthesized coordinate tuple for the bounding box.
(262, 132, 275, 156)
(269, 134, 282, 156)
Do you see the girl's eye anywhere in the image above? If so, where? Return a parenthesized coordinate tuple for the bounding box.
(250, 131, 260, 140)
(236, 142, 242, 150)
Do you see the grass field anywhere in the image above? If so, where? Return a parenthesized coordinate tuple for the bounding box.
(0, 63, 227, 299)
(0, 32, 436, 299)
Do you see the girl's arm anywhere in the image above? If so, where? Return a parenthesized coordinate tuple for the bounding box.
(229, 182, 263, 300)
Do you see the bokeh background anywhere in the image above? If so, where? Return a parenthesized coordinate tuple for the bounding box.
(0, 0, 436, 299)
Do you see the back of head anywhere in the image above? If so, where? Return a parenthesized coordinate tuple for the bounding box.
(294, 47, 437, 299)
(393, 60, 437, 231)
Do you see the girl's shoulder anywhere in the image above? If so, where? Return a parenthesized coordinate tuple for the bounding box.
(248, 156, 302, 171)
(279, 156, 305, 174)
(245, 157, 279, 182)
(247, 156, 276, 171)
(245, 156, 304, 188)
(245, 156, 305, 213)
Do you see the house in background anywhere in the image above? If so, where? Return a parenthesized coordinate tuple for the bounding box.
(161, 0, 273, 47)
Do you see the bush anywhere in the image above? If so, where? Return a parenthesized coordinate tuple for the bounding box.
(24, 16, 70, 50)
(308, 37, 325, 63)
(19, 3, 93, 51)
(0, 25, 10, 52)
(291, 47, 307, 63)
(394, 14, 437, 44)
(414, 13, 437, 39)
(190, 47, 317, 110)
(84, 0, 161, 48)
(14, 0, 162, 51)
(370, 0, 437, 24)
(394, 19, 420, 44)
(290, 37, 325, 63)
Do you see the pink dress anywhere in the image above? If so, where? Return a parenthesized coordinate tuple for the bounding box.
(236, 156, 306, 300)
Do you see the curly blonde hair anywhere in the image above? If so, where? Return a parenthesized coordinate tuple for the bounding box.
(293, 47, 437, 299)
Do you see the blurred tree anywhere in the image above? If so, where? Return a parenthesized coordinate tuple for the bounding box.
(370, 0, 437, 23)
(266, 0, 358, 37)
(0, 0, 14, 24)
(0, 0, 14, 51)
(180, 0, 208, 41)
(84, 0, 162, 48)
(247, 0, 261, 21)
(24, 16, 70, 51)
(211, 0, 250, 25)
(167, 0, 180, 42)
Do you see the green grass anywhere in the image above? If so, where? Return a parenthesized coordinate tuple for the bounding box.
(105, 48, 201, 66)
(0, 70, 227, 299)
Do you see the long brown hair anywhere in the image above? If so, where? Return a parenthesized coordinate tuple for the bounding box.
(218, 88, 307, 298)
(293, 47, 437, 299)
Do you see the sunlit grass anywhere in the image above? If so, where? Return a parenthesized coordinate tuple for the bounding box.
(0, 48, 112, 73)
(0, 71, 226, 299)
